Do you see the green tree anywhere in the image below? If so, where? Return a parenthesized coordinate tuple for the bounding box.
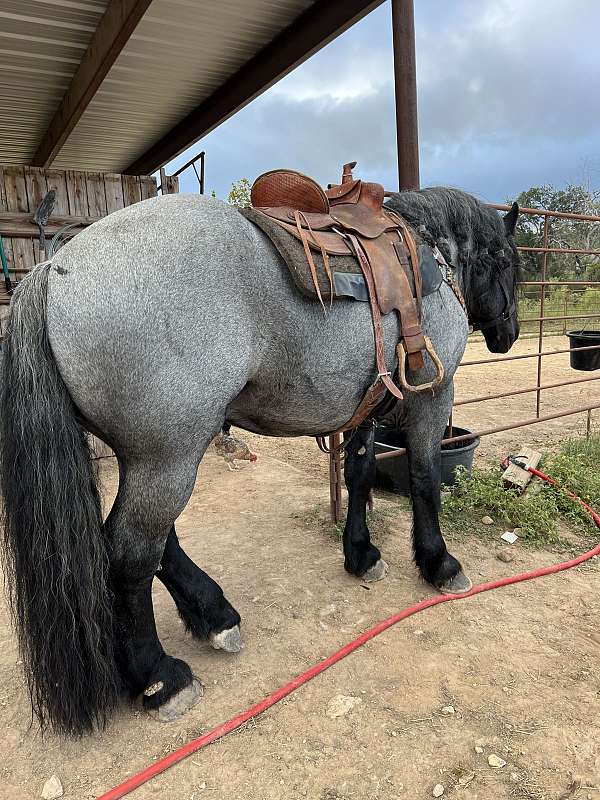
(588, 261, 600, 280)
(511, 184, 600, 279)
(227, 178, 251, 208)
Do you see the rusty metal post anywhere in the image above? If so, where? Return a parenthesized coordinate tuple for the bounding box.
(536, 216, 549, 417)
(327, 0, 420, 522)
(392, 0, 419, 190)
(328, 435, 343, 523)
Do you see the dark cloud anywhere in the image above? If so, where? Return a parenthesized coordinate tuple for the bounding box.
(173, 0, 600, 202)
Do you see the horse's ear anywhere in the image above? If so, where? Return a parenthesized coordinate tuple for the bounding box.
(503, 202, 519, 236)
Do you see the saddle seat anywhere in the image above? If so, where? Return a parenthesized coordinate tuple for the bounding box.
(249, 162, 444, 434)
(251, 162, 392, 239)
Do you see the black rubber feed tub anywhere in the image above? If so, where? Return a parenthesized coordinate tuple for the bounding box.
(374, 425, 480, 496)
(567, 330, 600, 371)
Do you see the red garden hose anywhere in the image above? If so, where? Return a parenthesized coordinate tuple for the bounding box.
(97, 463, 600, 800)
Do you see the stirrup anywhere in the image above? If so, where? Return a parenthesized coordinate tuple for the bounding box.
(397, 336, 445, 394)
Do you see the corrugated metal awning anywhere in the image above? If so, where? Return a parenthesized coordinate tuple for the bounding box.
(0, 0, 384, 174)
(0, 0, 110, 164)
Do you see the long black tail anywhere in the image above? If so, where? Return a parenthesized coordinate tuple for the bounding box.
(0, 263, 119, 735)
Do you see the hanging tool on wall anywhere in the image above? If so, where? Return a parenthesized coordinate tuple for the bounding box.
(0, 235, 12, 295)
(33, 189, 57, 260)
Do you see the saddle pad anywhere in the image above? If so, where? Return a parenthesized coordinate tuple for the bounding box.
(242, 208, 359, 301)
(241, 208, 443, 304)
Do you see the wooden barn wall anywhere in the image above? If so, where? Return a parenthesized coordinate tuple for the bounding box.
(0, 167, 164, 320)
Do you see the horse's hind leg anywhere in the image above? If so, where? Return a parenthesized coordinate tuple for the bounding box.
(107, 457, 204, 719)
(157, 526, 243, 652)
(404, 386, 471, 594)
(342, 424, 388, 581)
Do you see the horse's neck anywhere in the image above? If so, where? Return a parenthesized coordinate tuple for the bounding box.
(445, 236, 469, 296)
(392, 189, 474, 293)
(412, 207, 465, 288)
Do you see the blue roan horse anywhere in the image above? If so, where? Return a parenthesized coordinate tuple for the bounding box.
(0, 188, 520, 735)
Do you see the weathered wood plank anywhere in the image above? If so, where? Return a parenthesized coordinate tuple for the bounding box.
(24, 167, 49, 213)
(140, 175, 157, 200)
(11, 238, 36, 273)
(122, 174, 142, 206)
(0, 212, 99, 238)
(165, 175, 179, 194)
(66, 170, 89, 216)
(86, 172, 108, 217)
(3, 167, 29, 212)
(159, 167, 179, 195)
(44, 169, 70, 215)
(0, 167, 8, 211)
(502, 447, 542, 493)
(104, 173, 125, 214)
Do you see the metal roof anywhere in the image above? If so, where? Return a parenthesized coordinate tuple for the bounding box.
(0, 0, 384, 174)
(0, 0, 110, 165)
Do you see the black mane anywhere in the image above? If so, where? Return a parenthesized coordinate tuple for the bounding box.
(386, 187, 506, 263)
(385, 186, 521, 302)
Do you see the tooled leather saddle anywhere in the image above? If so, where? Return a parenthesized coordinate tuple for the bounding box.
(249, 162, 444, 433)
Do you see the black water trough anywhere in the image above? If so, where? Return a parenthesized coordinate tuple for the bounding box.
(374, 425, 480, 496)
(567, 330, 600, 371)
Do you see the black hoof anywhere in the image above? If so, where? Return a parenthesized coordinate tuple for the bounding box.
(146, 678, 204, 723)
(360, 559, 389, 582)
(142, 655, 194, 712)
(344, 542, 381, 578)
(178, 594, 241, 642)
(418, 550, 463, 588)
(209, 624, 244, 652)
(436, 570, 472, 595)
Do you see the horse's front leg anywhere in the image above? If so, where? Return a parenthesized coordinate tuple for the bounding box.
(405, 387, 472, 594)
(342, 424, 388, 581)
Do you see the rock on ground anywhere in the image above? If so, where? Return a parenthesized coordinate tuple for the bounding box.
(41, 775, 63, 800)
(326, 695, 362, 719)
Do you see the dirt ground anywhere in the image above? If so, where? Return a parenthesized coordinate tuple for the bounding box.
(0, 335, 599, 800)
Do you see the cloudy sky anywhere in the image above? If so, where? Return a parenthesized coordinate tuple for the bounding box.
(168, 0, 600, 204)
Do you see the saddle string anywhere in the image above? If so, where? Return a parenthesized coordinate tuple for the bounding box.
(296, 210, 334, 307)
(293, 210, 325, 311)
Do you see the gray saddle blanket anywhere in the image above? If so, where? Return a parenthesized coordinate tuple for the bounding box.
(241, 207, 443, 303)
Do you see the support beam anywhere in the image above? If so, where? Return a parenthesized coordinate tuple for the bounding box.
(32, 0, 153, 168)
(392, 0, 419, 190)
(125, 0, 386, 175)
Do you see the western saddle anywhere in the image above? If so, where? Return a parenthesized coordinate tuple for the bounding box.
(250, 162, 444, 433)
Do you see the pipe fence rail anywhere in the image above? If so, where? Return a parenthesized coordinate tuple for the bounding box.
(328, 202, 600, 522)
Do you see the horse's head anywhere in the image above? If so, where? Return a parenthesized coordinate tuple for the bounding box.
(385, 187, 521, 354)
(463, 202, 521, 353)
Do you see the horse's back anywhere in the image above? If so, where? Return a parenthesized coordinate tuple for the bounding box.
(51, 193, 260, 286)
